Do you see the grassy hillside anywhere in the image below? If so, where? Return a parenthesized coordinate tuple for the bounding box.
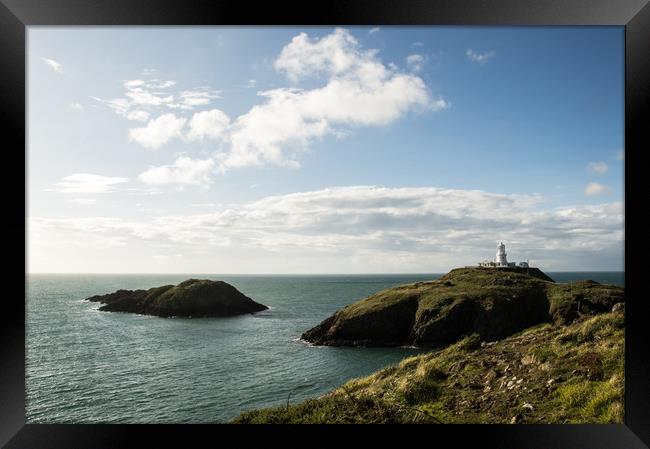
(302, 267, 623, 347)
(235, 309, 624, 424)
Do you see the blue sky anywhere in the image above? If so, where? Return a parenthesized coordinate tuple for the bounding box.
(28, 26, 624, 273)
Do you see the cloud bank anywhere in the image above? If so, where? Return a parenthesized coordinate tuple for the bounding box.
(30, 185, 623, 273)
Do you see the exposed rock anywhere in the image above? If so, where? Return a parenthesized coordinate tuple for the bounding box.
(85, 278, 268, 318)
(302, 267, 623, 347)
(612, 302, 624, 313)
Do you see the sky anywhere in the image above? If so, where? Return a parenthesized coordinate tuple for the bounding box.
(27, 26, 624, 273)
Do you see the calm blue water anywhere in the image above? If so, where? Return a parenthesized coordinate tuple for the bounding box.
(26, 271, 623, 423)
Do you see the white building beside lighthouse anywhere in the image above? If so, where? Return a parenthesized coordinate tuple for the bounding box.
(478, 242, 529, 268)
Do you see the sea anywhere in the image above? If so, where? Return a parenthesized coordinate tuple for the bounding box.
(25, 271, 624, 423)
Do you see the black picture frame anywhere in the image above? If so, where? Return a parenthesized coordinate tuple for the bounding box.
(3, 0, 649, 447)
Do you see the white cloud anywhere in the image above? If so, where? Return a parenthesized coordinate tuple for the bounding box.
(168, 89, 221, 110)
(149, 79, 177, 89)
(587, 161, 609, 174)
(124, 79, 146, 88)
(431, 98, 451, 110)
(92, 78, 219, 125)
(584, 182, 611, 196)
(274, 28, 368, 82)
(126, 110, 150, 122)
(69, 102, 84, 111)
(219, 28, 437, 170)
(96, 29, 447, 177)
(30, 186, 624, 272)
(90, 97, 150, 122)
(53, 174, 128, 194)
(466, 49, 495, 64)
(187, 109, 230, 142)
(138, 156, 215, 187)
(406, 54, 425, 72)
(368, 27, 380, 34)
(42, 58, 63, 73)
(246, 79, 257, 88)
(412, 42, 424, 47)
(616, 149, 624, 160)
(125, 87, 173, 107)
(128, 113, 187, 149)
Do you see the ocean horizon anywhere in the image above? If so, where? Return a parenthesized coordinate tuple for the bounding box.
(27, 271, 626, 276)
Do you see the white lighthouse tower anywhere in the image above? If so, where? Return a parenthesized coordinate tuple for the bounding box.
(496, 242, 508, 266)
(478, 242, 526, 268)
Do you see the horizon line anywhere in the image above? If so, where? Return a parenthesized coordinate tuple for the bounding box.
(26, 270, 626, 276)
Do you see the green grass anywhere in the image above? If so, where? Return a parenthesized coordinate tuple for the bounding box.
(556, 376, 623, 423)
(304, 266, 623, 349)
(343, 269, 623, 329)
(234, 310, 624, 424)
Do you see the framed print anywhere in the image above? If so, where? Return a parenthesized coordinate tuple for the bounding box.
(2, 0, 650, 447)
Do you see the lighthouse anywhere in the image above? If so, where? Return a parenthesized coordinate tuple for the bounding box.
(496, 242, 508, 266)
(477, 242, 523, 268)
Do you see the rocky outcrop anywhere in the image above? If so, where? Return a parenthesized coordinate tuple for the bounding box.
(301, 267, 624, 347)
(85, 279, 268, 318)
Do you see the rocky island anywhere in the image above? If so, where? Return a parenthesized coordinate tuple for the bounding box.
(235, 267, 625, 424)
(85, 278, 268, 317)
(301, 267, 623, 347)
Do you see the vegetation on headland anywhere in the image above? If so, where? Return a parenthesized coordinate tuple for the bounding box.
(234, 308, 624, 424)
(301, 267, 624, 347)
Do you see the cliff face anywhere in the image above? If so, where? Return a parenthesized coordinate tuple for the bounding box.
(301, 267, 623, 347)
(85, 279, 268, 318)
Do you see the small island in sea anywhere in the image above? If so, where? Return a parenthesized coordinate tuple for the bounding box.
(234, 244, 625, 424)
(85, 278, 268, 318)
